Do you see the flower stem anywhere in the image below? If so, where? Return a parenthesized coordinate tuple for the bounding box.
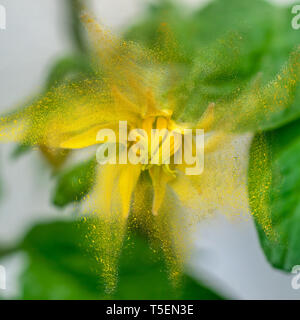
(67, 0, 88, 54)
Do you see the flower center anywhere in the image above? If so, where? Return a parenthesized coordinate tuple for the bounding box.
(138, 115, 179, 176)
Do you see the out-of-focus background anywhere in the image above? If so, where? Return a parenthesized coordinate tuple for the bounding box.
(0, 0, 299, 299)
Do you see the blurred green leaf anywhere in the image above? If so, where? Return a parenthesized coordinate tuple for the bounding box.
(52, 158, 96, 208)
(248, 118, 300, 271)
(45, 54, 95, 90)
(125, 0, 192, 64)
(15, 220, 224, 300)
(179, 0, 300, 127)
(126, 0, 275, 72)
(126, 0, 300, 130)
(11, 144, 31, 159)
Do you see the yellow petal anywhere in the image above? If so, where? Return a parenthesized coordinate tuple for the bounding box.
(118, 164, 141, 218)
(87, 163, 122, 215)
(196, 102, 215, 131)
(83, 164, 127, 292)
(0, 80, 140, 149)
(169, 170, 200, 211)
(60, 122, 119, 149)
(178, 134, 250, 219)
(131, 172, 153, 217)
(81, 14, 168, 116)
(149, 166, 174, 215)
(204, 131, 226, 154)
(151, 187, 190, 283)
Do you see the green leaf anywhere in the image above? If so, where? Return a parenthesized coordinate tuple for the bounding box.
(52, 158, 96, 208)
(11, 144, 32, 159)
(178, 0, 300, 127)
(124, 0, 192, 64)
(126, 0, 300, 130)
(45, 55, 95, 90)
(15, 220, 224, 300)
(248, 118, 300, 271)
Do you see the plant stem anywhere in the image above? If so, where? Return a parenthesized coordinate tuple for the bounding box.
(67, 0, 88, 54)
(0, 246, 19, 260)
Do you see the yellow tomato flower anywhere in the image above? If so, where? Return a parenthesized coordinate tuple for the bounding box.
(0, 14, 299, 289)
(0, 15, 225, 219)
